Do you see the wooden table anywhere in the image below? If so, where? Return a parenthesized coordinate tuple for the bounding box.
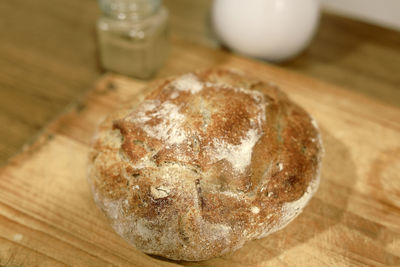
(1, 0, 400, 165)
(1, 0, 400, 266)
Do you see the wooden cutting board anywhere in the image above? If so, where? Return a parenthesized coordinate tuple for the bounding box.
(1, 40, 400, 266)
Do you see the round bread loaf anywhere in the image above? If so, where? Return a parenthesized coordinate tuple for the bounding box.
(88, 69, 323, 261)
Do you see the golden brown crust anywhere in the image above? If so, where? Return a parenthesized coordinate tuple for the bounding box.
(88, 69, 323, 261)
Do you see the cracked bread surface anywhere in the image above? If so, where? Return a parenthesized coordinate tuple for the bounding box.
(88, 69, 323, 261)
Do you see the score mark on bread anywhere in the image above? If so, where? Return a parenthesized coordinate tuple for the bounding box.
(88, 69, 323, 261)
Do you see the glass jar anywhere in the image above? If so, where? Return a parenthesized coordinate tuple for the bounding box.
(97, 0, 169, 79)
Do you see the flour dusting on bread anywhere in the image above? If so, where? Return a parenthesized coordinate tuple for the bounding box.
(127, 72, 268, 174)
(88, 69, 323, 261)
(130, 100, 187, 145)
(210, 128, 262, 173)
(204, 81, 266, 173)
(262, 175, 320, 238)
(172, 73, 204, 94)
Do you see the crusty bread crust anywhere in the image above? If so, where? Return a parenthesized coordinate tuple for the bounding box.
(88, 69, 323, 261)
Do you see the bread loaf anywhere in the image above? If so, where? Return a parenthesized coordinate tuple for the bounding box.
(88, 69, 323, 261)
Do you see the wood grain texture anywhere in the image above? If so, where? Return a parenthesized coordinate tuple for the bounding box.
(0, 0, 100, 163)
(1, 43, 399, 265)
(1, 0, 400, 165)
